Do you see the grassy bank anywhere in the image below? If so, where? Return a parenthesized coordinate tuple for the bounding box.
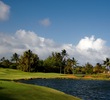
(0, 81, 80, 100)
(0, 68, 110, 100)
(0, 68, 80, 100)
(74, 74, 110, 80)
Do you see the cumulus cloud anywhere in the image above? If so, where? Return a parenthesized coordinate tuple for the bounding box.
(0, 30, 110, 65)
(76, 36, 105, 51)
(39, 18, 51, 27)
(0, 1, 10, 21)
(75, 36, 110, 65)
(0, 30, 61, 59)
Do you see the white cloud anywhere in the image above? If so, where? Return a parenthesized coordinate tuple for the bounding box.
(0, 30, 61, 59)
(75, 36, 109, 65)
(39, 18, 51, 27)
(76, 36, 105, 51)
(0, 1, 10, 21)
(0, 30, 110, 65)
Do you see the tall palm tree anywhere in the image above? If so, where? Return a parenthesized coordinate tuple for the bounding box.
(55, 52, 62, 74)
(72, 57, 78, 68)
(24, 50, 32, 72)
(18, 50, 39, 72)
(11, 53, 19, 64)
(61, 49, 68, 73)
(64, 58, 73, 74)
(103, 58, 110, 72)
(61, 49, 68, 60)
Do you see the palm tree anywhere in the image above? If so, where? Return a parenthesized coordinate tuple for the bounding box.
(71, 57, 78, 68)
(0, 57, 5, 62)
(61, 49, 68, 74)
(55, 52, 62, 74)
(103, 58, 110, 73)
(85, 62, 93, 74)
(64, 57, 78, 74)
(18, 50, 39, 72)
(104, 58, 110, 66)
(61, 49, 67, 58)
(25, 50, 32, 72)
(93, 63, 102, 74)
(11, 53, 19, 64)
(64, 58, 73, 74)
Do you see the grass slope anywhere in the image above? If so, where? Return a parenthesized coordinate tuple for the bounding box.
(0, 68, 80, 100)
(0, 81, 80, 100)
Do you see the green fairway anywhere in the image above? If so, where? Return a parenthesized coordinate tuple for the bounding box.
(0, 81, 80, 100)
(0, 68, 81, 100)
(0, 68, 109, 100)
(0, 68, 66, 80)
(0, 68, 110, 80)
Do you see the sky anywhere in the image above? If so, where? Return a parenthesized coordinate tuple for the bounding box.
(0, 0, 110, 65)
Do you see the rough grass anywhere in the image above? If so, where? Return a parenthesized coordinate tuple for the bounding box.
(74, 73, 110, 80)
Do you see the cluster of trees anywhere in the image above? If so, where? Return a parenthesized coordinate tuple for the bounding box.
(0, 49, 110, 74)
(73, 63, 107, 74)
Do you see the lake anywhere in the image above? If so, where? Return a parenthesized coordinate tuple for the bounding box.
(19, 79, 110, 100)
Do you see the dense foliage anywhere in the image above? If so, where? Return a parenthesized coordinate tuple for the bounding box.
(17, 50, 39, 72)
(0, 49, 110, 74)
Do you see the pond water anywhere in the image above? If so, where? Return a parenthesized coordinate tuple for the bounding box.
(19, 79, 110, 100)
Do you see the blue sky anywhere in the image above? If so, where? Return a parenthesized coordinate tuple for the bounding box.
(1, 0, 110, 44)
(0, 0, 110, 65)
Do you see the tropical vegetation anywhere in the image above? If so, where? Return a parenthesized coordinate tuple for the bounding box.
(0, 49, 110, 74)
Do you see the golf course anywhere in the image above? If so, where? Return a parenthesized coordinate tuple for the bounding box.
(0, 68, 80, 100)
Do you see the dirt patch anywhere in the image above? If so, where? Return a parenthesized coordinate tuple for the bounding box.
(83, 76, 94, 79)
(65, 75, 78, 79)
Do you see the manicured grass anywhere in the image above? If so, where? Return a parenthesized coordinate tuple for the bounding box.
(0, 68, 81, 100)
(0, 68, 110, 80)
(1, 68, 109, 100)
(0, 81, 80, 100)
(0, 68, 66, 80)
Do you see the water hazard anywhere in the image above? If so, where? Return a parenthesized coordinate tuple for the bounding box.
(20, 79, 110, 100)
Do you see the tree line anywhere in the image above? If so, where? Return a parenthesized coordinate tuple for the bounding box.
(0, 49, 110, 74)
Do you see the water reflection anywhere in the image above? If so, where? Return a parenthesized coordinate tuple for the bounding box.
(20, 79, 110, 100)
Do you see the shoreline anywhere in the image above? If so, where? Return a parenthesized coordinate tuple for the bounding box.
(14, 74, 110, 82)
(0, 68, 110, 81)
(0, 68, 110, 100)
